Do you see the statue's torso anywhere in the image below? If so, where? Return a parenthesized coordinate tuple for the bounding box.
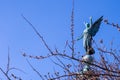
(83, 29, 92, 39)
(83, 28, 92, 48)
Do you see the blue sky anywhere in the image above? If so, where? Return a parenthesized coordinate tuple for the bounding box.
(0, 0, 120, 79)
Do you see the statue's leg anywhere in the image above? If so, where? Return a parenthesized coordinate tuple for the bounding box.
(83, 39, 87, 52)
(85, 40, 90, 54)
(86, 39, 95, 55)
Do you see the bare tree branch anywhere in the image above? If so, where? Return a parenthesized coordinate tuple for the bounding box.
(26, 59, 45, 80)
(0, 68, 11, 80)
(70, 0, 75, 57)
(21, 14, 54, 55)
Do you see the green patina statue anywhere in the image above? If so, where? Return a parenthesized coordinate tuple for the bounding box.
(77, 16, 103, 55)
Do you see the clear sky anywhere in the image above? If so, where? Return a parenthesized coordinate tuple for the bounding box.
(0, 0, 120, 79)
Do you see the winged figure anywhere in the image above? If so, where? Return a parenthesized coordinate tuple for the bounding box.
(77, 16, 103, 55)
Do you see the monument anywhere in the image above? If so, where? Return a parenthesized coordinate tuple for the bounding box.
(77, 16, 103, 74)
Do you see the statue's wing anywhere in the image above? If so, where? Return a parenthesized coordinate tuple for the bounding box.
(89, 16, 103, 36)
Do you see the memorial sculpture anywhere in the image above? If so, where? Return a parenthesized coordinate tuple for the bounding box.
(77, 16, 103, 73)
(77, 16, 103, 55)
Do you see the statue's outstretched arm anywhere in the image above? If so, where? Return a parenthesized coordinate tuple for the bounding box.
(77, 33, 83, 41)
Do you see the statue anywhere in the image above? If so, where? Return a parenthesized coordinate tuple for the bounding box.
(77, 16, 103, 55)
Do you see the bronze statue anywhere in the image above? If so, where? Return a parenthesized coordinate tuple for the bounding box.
(77, 16, 103, 55)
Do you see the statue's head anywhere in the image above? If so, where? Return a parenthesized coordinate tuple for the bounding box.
(85, 23, 90, 28)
